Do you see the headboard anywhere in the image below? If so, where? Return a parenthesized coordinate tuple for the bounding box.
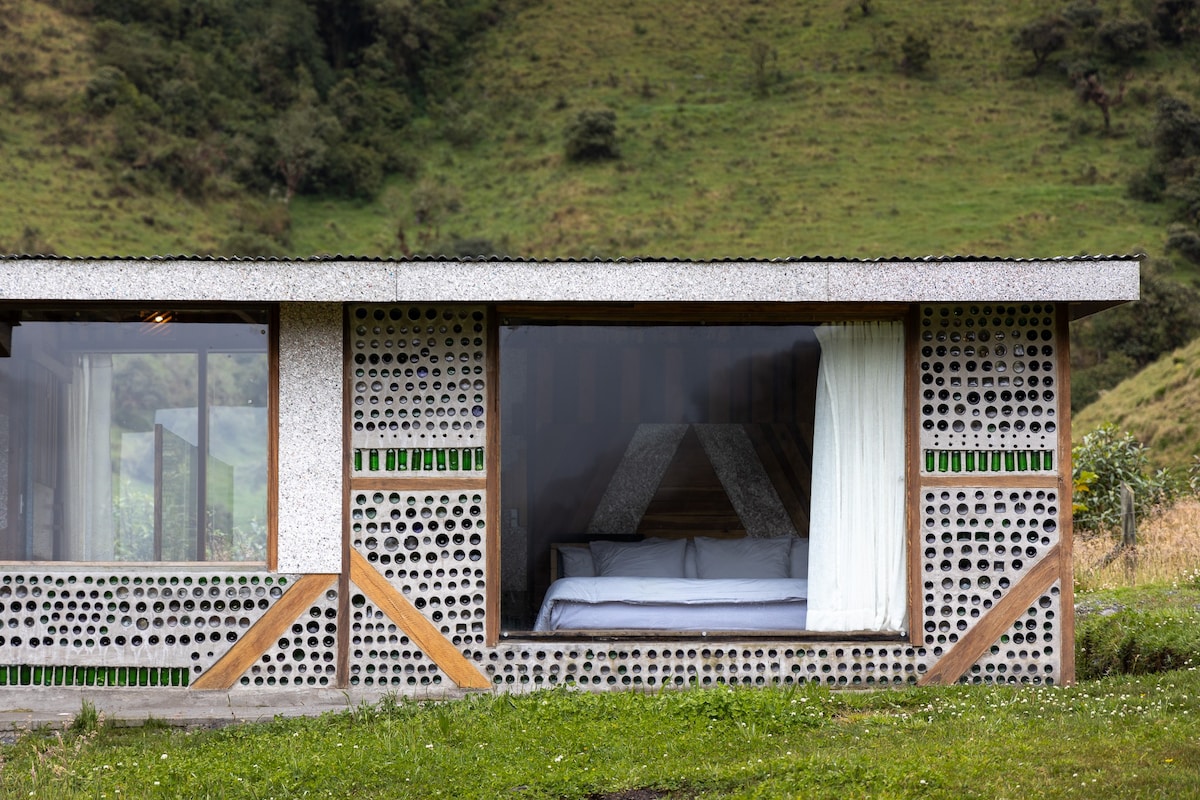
(550, 533, 815, 584)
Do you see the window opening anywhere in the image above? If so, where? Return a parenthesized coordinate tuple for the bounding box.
(0, 307, 271, 562)
(499, 319, 906, 636)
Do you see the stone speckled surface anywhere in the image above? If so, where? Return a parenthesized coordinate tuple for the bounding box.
(276, 303, 343, 573)
(0, 257, 1139, 305)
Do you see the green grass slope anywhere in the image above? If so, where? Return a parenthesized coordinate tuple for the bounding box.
(1074, 333, 1200, 469)
(0, 1, 253, 254)
(289, 0, 1194, 258)
(3, 0, 1198, 259)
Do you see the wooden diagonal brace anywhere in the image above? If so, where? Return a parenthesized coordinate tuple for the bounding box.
(918, 546, 1061, 686)
(191, 573, 337, 690)
(349, 549, 491, 689)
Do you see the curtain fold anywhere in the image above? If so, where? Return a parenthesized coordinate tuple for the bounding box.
(806, 322, 907, 632)
(64, 355, 115, 560)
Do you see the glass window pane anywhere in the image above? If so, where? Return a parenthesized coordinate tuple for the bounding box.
(206, 350, 269, 561)
(0, 308, 270, 563)
(499, 323, 821, 631)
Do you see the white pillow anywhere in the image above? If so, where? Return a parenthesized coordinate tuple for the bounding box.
(789, 537, 809, 578)
(559, 545, 595, 578)
(591, 538, 688, 578)
(693, 536, 791, 579)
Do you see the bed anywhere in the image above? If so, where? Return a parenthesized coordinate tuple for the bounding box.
(533, 535, 809, 633)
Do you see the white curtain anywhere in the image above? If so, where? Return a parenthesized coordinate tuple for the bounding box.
(63, 354, 115, 560)
(806, 322, 907, 632)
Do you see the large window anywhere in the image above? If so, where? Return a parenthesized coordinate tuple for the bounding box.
(0, 307, 271, 562)
(499, 316, 907, 636)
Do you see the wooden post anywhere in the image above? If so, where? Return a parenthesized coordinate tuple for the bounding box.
(1121, 482, 1137, 581)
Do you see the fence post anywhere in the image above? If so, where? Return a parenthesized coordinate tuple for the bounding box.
(1121, 482, 1137, 581)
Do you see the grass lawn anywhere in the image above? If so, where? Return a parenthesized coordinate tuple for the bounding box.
(3, 669, 1198, 799)
(7, 471, 1200, 799)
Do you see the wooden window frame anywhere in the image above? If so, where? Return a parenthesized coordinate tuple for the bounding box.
(489, 302, 919, 645)
(0, 301, 278, 567)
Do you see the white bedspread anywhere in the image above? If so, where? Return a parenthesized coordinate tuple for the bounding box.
(533, 577, 809, 632)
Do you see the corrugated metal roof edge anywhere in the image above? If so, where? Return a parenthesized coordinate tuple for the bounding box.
(0, 253, 1146, 263)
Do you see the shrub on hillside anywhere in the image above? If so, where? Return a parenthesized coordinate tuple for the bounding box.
(1151, 0, 1200, 44)
(1012, 16, 1071, 74)
(748, 40, 781, 98)
(83, 65, 138, 115)
(312, 143, 385, 201)
(564, 109, 619, 162)
(1127, 164, 1167, 202)
(1070, 352, 1138, 412)
(1062, 0, 1104, 30)
(1165, 223, 1200, 263)
(898, 34, 932, 76)
(1072, 424, 1180, 533)
(214, 232, 290, 258)
(1165, 174, 1200, 226)
(75, 0, 504, 203)
(1152, 96, 1200, 162)
(1095, 18, 1154, 64)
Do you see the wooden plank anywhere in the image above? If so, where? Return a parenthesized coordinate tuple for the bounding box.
(577, 346, 597, 424)
(664, 346, 685, 421)
(904, 308, 924, 648)
(707, 345, 731, 422)
(917, 547, 1061, 686)
(1056, 304, 1077, 684)
(498, 302, 910, 324)
(620, 346, 640, 424)
(920, 475, 1060, 489)
(485, 311, 502, 646)
(638, 427, 744, 539)
(191, 573, 336, 690)
(267, 305, 280, 571)
(337, 305, 352, 688)
(349, 477, 488, 491)
(350, 549, 491, 689)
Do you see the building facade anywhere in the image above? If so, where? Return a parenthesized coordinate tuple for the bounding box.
(0, 256, 1139, 698)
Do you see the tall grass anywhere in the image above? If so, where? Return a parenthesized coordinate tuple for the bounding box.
(1073, 496, 1200, 681)
(1074, 498, 1200, 591)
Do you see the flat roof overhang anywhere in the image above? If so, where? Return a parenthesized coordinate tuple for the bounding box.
(0, 256, 1140, 319)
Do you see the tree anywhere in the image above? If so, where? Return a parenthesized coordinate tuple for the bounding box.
(1074, 70, 1127, 131)
(1012, 16, 1071, 74)
(1148, 97, 1200, 224)
(1152, 96, 1200, 163)
(274, 89, 342, 203)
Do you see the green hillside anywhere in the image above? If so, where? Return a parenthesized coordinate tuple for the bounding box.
(6, 0, 1200, 463)
(3, 0, 1199, 262)
(1074, 332, 1200, 468)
